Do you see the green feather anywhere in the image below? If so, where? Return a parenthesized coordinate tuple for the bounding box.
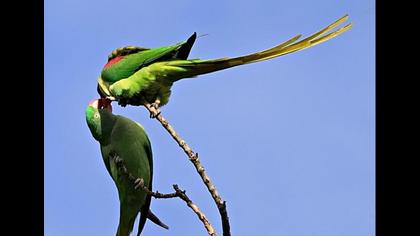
(86, 102, 168, 235)
(97, 15, 352, 107)
(101, 33, 197, 83)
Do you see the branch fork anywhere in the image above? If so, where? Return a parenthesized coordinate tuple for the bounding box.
(112, 154, 216, 236)
(143, 102, 231, 236)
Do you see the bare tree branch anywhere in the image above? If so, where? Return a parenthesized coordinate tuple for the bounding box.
(112, 154, 217, 236)
(143, 102, 231, 236)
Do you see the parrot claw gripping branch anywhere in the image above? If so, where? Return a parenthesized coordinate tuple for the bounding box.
(89, 14, 352, 236)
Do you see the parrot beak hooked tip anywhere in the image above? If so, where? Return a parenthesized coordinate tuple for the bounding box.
(99, 98, 113, 113)
(89, 98, 113, 113)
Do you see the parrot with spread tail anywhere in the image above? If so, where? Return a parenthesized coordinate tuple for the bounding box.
(86, 98, 169, 236)
(97, 15, 352, 107)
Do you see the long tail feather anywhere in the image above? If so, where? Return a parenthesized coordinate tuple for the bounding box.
(227, 14, 351, 63)
(147, 210, 169, 229)
(147, 14, 352, 82)
(200, 14, 352, 67)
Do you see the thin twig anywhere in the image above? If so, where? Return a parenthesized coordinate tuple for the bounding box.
(112, 154, 217, 236)
(143, 102, 231, 236)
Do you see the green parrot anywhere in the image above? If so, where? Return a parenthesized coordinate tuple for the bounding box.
(86, 98, 168, 236)
(97, 15, 352, 107)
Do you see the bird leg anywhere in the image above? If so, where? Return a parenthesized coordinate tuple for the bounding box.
(151, 98, 161, 109)
(148, 98, 161, 118)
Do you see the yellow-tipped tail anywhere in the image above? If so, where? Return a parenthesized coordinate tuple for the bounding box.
(103, 14, 353, 106)
(227, 14, 353, 65)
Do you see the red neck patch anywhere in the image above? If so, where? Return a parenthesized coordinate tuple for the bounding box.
(104, 56, 124, 69)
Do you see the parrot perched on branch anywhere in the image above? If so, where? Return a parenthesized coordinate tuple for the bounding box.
(86, 98, 168, 236)
(97, 15, 352, 108)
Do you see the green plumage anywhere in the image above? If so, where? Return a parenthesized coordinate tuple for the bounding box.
(97, 15, 352, 107)
(86, 100, 167, 236)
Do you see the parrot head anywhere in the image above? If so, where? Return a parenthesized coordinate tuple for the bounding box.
(86, 98, 114, 142)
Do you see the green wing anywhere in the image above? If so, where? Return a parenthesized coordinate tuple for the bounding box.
(107, 15, 351, 105)
(100, 116, 154, 236)
(101, 33, 197, 83)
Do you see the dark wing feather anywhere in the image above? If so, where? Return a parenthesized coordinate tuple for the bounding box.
(136, 134, 154, 236)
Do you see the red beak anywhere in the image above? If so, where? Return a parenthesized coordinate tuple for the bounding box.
(89, 98, 113, 112)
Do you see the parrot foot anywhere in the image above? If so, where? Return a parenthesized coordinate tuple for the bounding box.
(134, 178, 146, 190)
(148, 99, 161, 118)
(151, 99, 161, 109)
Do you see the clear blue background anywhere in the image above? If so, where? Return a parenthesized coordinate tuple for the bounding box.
(45, 0, 375, 235)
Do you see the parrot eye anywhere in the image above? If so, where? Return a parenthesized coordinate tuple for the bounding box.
(94, 113, 100, 119)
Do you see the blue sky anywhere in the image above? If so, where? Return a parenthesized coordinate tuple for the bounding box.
(45, 0, 375, 235)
